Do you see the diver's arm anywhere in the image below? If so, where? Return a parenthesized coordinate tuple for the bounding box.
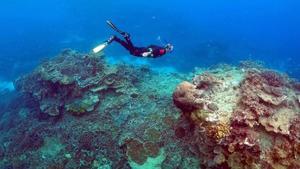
(142, 51, 152, 57)
(141, 48, 154, 57)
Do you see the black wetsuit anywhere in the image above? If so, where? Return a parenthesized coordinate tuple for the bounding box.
(112, 36, 167, 58)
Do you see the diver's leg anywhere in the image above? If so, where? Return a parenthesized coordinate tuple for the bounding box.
(123, 35, 134, 48)
(111, 36, 133, 51)
(107, 20, 127, 35)
(106, 20, 131, 40)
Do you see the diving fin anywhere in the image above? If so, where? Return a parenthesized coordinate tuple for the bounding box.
(92, 36, 115, 53)
(106, 20, 125, 35)
(93, 42, 108, 53)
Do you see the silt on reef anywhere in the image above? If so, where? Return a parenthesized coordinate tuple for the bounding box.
(173, 64, 300, 169)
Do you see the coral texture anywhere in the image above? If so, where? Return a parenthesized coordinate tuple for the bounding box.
(173, 66, 300, 169)
(1, 50, 187, 169)
(2, 49, 299, 169)
(14, 49, 137, 117)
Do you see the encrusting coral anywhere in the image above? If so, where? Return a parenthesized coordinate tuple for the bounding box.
(173, 65, 300, 169)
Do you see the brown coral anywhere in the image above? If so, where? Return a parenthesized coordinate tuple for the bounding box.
(125, 139, 148, 165)
(144, 142, 160, 158)
(125, 139, 161, 165)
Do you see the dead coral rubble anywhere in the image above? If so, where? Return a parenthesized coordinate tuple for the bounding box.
(173, 66, 300, 169)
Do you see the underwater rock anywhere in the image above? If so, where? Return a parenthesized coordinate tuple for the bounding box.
(173, 66, 300, 168)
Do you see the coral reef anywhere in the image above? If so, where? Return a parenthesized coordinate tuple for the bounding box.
(15, 49, 108, 117)
(0, 49, 188, 169)
(173, 65, 300, 168)
(2, 49, 299, 169)
(65, 94, 100, 116)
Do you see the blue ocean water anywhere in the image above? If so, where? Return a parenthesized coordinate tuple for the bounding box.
(0, 0, 299, 80)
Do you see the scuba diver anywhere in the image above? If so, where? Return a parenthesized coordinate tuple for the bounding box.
(93, 21, 174, 58)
